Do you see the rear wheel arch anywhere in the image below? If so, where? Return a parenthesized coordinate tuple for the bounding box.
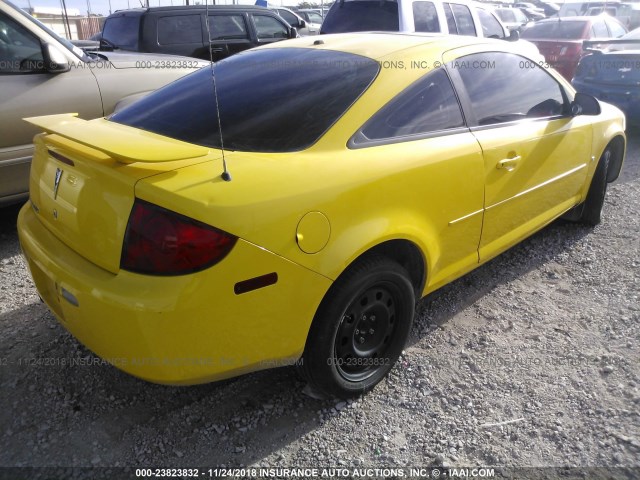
(353, 239, 427, 299)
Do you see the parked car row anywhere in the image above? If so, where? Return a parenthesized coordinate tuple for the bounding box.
(572, 28, 640, 126)
(559, 0, 640, 31)
(521, 15, 628, 80)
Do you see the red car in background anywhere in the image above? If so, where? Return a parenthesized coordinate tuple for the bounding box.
(522, 16, 627, 80)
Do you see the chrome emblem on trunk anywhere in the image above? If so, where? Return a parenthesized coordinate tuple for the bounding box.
(53, 168, 63, 200)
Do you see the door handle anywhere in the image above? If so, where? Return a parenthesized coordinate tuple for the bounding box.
(497, 155, 521, 172)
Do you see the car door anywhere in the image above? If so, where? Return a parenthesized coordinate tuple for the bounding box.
(250, 13, 291, 46)
(154, 13, 205, 58)
(443, 2, 477, 36)
(207, 13, 253, 60)
(444, 50, 593, 262)
(350, 68, 485, 289)
(0, 10, 102, 204)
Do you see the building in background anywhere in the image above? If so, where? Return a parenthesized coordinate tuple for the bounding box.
(24, 6, 102, 39)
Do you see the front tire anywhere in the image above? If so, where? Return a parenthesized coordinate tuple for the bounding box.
(563, 147, 611, 226)
(300, 256, 415, 399)
(580, 148, 611, 226)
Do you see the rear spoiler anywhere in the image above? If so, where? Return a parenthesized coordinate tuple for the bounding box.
(24, 114, 210, 164)
(583, 38, 640, 52)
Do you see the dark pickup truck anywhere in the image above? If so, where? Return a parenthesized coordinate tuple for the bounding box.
(101, 5, 297, 61)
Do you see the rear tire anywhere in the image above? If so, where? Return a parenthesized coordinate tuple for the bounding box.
(300, 256, 415, 399)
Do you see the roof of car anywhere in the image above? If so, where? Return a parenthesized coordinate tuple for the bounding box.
(111, 5, 273, 14)
(258, 32, 518, 60)
(536, 15, 600, 22)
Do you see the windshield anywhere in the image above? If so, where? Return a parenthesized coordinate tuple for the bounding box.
(7, 0, 87, 60)
(522, 21, 588, 39)
(102, 14, 140, 50)
(110, 48, 380, 152)
(321, 0, 399, 33)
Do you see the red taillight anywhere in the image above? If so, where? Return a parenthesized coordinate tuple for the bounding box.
(121, 200, 237, 276)
(563, 43, 583, 59)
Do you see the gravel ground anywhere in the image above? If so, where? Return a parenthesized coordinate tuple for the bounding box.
(0, 129, 638, 478)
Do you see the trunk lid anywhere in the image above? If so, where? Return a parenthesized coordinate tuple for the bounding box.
(576, 53, 640, 86)
(25, 114, 213, 274)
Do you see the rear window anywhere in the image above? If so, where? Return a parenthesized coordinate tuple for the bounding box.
(110, 48, 379, 152)
(321, 0, 399, 33)
(102, 14, 140, 50)
(521, 21, 587, 40)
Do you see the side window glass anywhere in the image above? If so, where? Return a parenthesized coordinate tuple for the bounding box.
(450, 4, 476, 36)
(208, 15, 249, 40)
(413, 2, 440, 33)
(253, 15, 289, 39)
(477, 9, 504, 38)
(307, 12, 324, 24)
(454, 52, 565, 126)
(515, 9, 527, 23)
(360, 68, 464, 141)
(157, 15, 201, 45)
(278, 10, 299, 26)
(0, 12, 45, 74)
(443, 3, 458, 34)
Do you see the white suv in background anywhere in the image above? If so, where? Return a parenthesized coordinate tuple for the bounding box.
(320, 0, 540, 56)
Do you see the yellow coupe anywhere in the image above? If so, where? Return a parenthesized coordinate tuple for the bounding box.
(17, 33, 626, 398)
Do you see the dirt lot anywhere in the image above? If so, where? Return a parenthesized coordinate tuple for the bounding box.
(0, 130, 638, 479)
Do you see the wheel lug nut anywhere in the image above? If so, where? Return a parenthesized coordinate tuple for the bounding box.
(362, 314, 367, 321)
(371, 315, 376, 322)
(355, 329, 359, 335)
(359, 337, 365, 344)
(369, 329, 375, 334)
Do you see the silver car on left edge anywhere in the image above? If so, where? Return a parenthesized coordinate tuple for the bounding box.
(0, 0, 208, 206)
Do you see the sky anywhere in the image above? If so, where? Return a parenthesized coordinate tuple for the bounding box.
(12, 0, 302, 16)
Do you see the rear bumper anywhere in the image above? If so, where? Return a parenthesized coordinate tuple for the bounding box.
(18, 202, 331, 385)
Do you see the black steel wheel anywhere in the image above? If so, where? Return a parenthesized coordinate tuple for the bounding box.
(300, 256, 415, 399)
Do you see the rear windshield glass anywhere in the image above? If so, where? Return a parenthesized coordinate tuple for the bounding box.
(521, 21, 587, 39)
(321, 0, 399, 33)
(110, 48, 379, 152)
(102, 15, 141, 50)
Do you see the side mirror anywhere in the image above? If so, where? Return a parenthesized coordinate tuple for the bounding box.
(571, 92, 601, 116)
(99, 38, 115, 51)
(289, 27, 299, 38)
(44, 44, 70, 73)
(298, 19, 307, 29)
(508, 29, 520, 41)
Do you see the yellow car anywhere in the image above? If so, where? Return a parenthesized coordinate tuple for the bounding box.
(18, 33, 626, 398)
